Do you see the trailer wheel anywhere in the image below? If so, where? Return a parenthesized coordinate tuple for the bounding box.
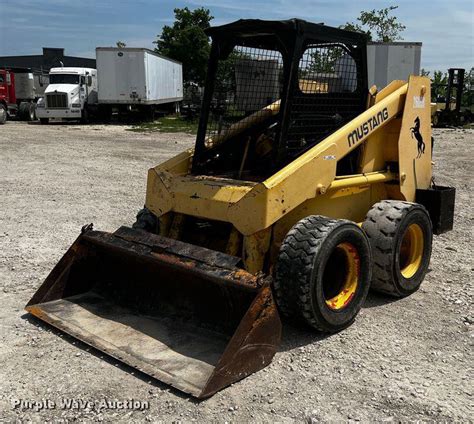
(40, 118, 49, 125)
(0, 104, 6, 125)
(273, 215, 372, 332)
(362, 200, 432, 297)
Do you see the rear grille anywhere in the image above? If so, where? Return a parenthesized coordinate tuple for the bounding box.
(46, 93, 68, 108)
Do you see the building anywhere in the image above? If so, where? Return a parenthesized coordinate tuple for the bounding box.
(0, 47, 96, 72)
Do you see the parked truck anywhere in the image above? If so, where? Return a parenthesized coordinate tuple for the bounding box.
(36, 67, 98, 124)
(0, 67, 49, 124)
(36, 48, 183, 123)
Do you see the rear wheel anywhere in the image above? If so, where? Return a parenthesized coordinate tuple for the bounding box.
(0, 104, 6, 124)
(362, 200, 433, 297)
(273, 215, 372, 332)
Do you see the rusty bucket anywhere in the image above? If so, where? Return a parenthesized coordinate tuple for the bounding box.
(26, 226, 281, 398)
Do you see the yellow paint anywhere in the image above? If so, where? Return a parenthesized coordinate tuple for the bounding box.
(358, 80, 407, 173)
(398, 76, 432, 201)
(142, 77, 433, 273)
(243, 228, 272, 274)
(324, 242, 359, 310)
(399, 223, 424, 279)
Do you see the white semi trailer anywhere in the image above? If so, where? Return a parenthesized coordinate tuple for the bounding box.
(36, 48, 183, 123)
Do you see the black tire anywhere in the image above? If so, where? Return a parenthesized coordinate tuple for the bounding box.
(362, 200, 432, 297)
(132, 207, 159, 233)
(19, 102, 35, 121)
(0, 103, 6, 125)
(273, 215, 372, 333)
(19, 102, 28, 120)
(40, 118, 49, 125)
(28, 102, 36, 121)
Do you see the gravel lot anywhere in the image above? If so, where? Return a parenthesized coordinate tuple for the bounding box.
(0, 121, 472, 422)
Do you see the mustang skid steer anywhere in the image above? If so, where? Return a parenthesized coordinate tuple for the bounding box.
(27, 19, 455, 399)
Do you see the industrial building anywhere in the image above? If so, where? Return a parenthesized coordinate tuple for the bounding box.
(0, 47, 96, 71)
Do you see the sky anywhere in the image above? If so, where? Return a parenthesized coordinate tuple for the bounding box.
(0, 0, 472, 72)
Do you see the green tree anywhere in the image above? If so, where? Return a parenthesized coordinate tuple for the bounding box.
(432, 70, 448, 101)
(154, 7, 213, 85)
(307, 47, 346, 73)
(341, 5, 406, 42)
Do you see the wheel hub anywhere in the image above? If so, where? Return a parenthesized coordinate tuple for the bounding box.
(323, 242, 359, 310)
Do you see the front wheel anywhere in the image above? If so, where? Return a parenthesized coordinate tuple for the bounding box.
(0, 104, 6, 124)
(273, 215, 372, 333)
(80, 107, 89, 124)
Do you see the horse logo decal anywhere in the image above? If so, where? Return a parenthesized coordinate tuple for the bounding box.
(410, 116, 425, 158)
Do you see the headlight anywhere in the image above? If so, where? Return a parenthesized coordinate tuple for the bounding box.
(72, 103, 81, 108)
(36, 98, 45, 108)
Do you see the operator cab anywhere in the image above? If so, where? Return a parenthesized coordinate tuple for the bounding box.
(191, 19, 368, 180)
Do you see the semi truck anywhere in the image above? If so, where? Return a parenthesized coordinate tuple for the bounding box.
(0, 67, 49, 124)
(36, 48, 183, 123)
(36, 67, 98, 124)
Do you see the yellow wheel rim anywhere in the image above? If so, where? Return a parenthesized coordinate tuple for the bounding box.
(323, 242, 359, 310)
(399, 223, 424, 279)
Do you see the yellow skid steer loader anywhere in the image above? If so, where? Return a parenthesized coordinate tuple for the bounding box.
(26, 19, 456, 399)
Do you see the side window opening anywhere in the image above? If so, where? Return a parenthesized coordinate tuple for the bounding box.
(206, 45, 284, 148)
(298, 44, 358, 94)
(286, 42, 362, 159)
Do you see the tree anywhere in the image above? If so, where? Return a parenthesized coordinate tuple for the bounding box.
(154, 7, 213, 85)
(432, 70, 448, 101)
(341, 5, 406, 42)
(116, 41, 126, 48)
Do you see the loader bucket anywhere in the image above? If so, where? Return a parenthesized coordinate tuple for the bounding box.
(25, 226, 281, 399)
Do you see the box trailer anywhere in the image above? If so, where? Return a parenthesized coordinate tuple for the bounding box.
(367, 42, 422, 90)
(96, 48, 183, 106)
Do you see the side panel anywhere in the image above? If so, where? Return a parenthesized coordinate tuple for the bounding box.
(387, 44, 421, 86)
(97, 49, 147, 102)
(145, 52, 183, 102)
(398, 76, 432, 201)
(359, 80, 407, 173)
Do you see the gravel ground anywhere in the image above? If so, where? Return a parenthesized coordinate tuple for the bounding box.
(0, 121, 472, 422)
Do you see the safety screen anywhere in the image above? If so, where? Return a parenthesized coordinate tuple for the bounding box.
(205, 46, 284, 148)
(286, 43, 364, 156)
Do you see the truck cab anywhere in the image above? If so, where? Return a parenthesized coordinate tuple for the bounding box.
(36, 67, 97, 123)
(0, 68, 47, 124)
(0, 69, 15, 123)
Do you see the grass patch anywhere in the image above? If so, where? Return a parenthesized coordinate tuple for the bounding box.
(127, 115, 198, 134)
